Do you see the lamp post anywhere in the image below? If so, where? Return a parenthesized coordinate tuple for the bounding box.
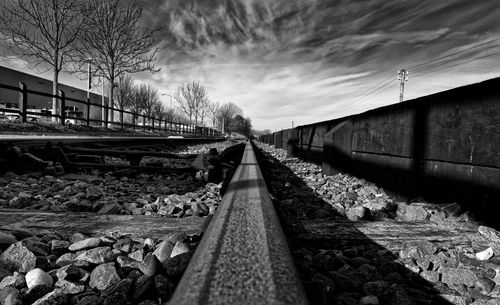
(161, 93, 173, 108)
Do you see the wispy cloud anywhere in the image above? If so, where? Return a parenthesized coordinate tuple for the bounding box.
(2, 0, 500, 130)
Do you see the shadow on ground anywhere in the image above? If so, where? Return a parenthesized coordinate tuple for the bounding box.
(254, 145, 458, 305)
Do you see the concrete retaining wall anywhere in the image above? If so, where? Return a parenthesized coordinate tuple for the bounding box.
(260, 77, 500, 212)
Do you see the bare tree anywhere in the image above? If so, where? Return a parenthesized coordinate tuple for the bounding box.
(75, 0, 159, 122)
(140, 84, 159, 123)
(114, 74, 134, 125)
(0, 0, 86, 121)
(153, 101, 166, 120)
(174, 81, 208, 125)
(208, 101, 220, 128)
(127, 84, 145, 125)
(217, 102, 243, 132)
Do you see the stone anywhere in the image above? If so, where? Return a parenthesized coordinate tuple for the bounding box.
(360, 295, 379, 305)
(75, 247, 115, 264)
(116, 256, 141, 270)
(439, 294, 469, 305)
(152, 240, 174, 264)
(0, 268, 10, 281)
(329, 270, 362, 292)
(55, 264, 80, 281)
(68, 237, 101, 251)
(170, 241, 190, 258)
(100, 278, 132, 299)
(21, 285, 53, 305)
(363, 281, 389, 296)
(346, 206, 369, 221)
(50, 240, 70, 256)
(55, 279, 85, 294)
(113, 237, 133, 253)
(0, 286, 19, 305)
(55, 253, 77, 267)
(400, 240, 438, 260)
(0, 232, 17, 250)
(154, 274, 174, 301)
(4, 292, 22, 305)
(26, 268, 53, 289)
(70, 233, 87, 243)
(97, 203, 122, 215)
(163, 252, 191, 278)
(476, 247, 495, 261)
(75, 295, 104, 305)
(381, 283, 415, 305)
(139, 253, 157, 277)
(0, 241, 37, 272)
(31, 289, 68, 305)
(128, 249, 144, 261)
(396, 204, 430, 221)
(0, 272, 25, 289)
(131, 275, 154, 302)
(420, 271, 440, 283)
(89, 263, 121, 291)
(191, 202, 209, 216)
(441, 267, 478, 287)
(475, 278, 496, 294)
(143, 238, 155, 252)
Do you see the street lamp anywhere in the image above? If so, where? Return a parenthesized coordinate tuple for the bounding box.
(161, 93, 173, 108)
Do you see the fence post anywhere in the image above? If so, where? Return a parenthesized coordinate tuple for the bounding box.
(143, 115, 146, 131)
(120, 108, 124, 129)
(86, 98, 91, 126)
(104, 100, 108, 128)
(152, 117, 155, 132)
(59, 90, 66, 125)
(18, 82, 27, 122)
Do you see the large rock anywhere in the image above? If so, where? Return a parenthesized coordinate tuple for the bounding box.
(75, 247, 115, 264)
(0, 233, 17, 250)
(396, 203, 430, 221)
(152, 241, 174, 264)
(131, 275, 154, 303)
(170, 242, 190, 258)
(0, 272, 26, 289)
(31, 289, 68, 305)
(50, 240, 70, 257)
(55, 279, 85, 294)
(0, 268, 10, 281)
(0, 241, 37, 272)
(22, 285, 52, 305)
(138, 254, 157, 277)
(441, 267, 478, 287)
(26, 268, 53, 289)
(479, 226, 500, 252)
(55, 253, 77, 268)
(68, 238, 101, 252)
(89, 263, 121, 291)
(55, 264, 80, 281)
(0, 286, 19, 304)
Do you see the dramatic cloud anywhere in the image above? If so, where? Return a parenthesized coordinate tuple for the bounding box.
(2, 0, 500, 130)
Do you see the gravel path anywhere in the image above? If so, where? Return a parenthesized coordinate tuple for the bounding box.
(256, 142, 500, 305)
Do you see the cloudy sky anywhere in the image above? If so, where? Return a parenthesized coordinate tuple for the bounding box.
(2, 0, 500, 130)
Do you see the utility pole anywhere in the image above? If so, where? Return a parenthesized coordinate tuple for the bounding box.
(397, 69, 409, 103)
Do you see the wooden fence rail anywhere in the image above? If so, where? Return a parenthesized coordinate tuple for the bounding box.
(0, 82, 219, 136)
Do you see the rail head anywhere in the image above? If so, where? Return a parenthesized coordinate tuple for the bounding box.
(171, 141, 309, 305)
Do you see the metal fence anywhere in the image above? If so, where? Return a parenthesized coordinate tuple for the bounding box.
(0, 82, 219, 136)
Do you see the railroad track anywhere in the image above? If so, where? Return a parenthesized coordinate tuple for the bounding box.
(1, 137, 500, 305)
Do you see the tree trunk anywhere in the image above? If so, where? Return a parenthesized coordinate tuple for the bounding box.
(52, 70, 59, 123)
(109, 78, 114, 125)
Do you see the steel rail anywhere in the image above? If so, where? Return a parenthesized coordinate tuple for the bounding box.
(171, 141, 309, 305)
